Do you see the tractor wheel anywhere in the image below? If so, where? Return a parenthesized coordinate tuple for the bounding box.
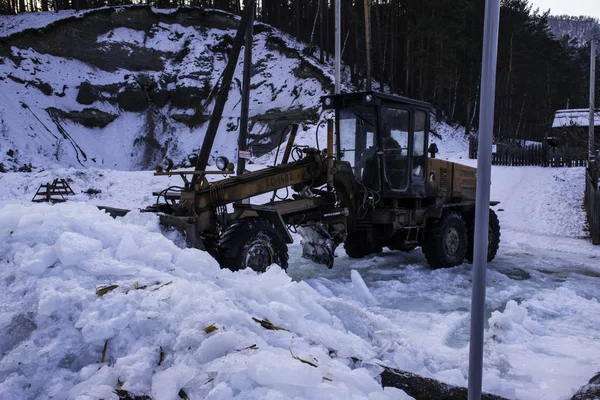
(219, 217, 289, 272)
(464, 209, 501, 263)
(422, 212, 468, 269)
(344, 231, 382, 259)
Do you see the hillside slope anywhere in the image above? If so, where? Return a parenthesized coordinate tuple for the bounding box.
(547, 15, 600, 46)
(0, 6, 333, 171)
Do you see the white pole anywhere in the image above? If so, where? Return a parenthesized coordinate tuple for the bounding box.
(590, 39, 596, 163)
(468, 0, 500, 398)
(335, 0, 341, 94)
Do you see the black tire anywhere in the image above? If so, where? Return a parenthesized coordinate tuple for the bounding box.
(464, 209, 501, 263)
(422, 212, 468, 269)
(344, 231, 382, 259)
(219, 218, 289, 272)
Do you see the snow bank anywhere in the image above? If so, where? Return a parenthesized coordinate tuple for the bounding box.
(0, 9, 93, 38)
(0, 202, 411, 399)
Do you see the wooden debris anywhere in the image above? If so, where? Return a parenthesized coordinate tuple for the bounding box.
(96, 285, 119, 296)
(31, 178, 75, 204)
(100, 339, 108, 363)
(237, 344, 258, 352)
(289, 349, 318, 368)
(204, 378, 215, 385)
(134, 281, 147, 290)
(158, 347, 165, 366)
(252, 317, 290, 332)
(203, 323, 218, 334)
(152, 281, 173, 291)
(323, 377, 332, 382)
(177, 389, 189, 400)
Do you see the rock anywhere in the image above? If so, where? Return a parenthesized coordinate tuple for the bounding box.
(571, 372, 600, 400)
(149, 89, 171, 108)
(170, 85, 209, 109)
(46, 107, 118, 128)
(380, 367, 508, 400)
(30, 80, 53, 96)
(117, 83, 148, 112)
(248, 107, 319, 156)
(76, 82, 97, 105)
(7, 74, 53, 96)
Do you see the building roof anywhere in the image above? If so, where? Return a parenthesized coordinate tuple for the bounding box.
(552, 108, 600, 128)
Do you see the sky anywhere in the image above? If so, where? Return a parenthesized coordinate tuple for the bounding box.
(528, 0, 600, 20)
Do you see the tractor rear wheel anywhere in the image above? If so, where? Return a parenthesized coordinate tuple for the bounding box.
(464, 209, 501, 263)
(219, 217, 289, 272)
(422, 212, 468, 269)
(344, 231, 382, 258)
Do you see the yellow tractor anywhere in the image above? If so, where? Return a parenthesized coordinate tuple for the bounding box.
(117, 91, 500, 272)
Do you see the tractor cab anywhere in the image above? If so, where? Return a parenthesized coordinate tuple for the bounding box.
(322, 92, 433, 197)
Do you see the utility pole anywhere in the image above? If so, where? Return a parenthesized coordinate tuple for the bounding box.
(238, 0, 255, 177)
(590, 38, 596, 164)
(194, 0, 253, 176)
(335, 0, 341, 94)
(468, 0, 500, 399)
(364, 0, 372, 91)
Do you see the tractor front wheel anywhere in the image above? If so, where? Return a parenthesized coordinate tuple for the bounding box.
(422, 212, 468, 269)
(219, 218, 289, 272)
(464, 209, 501, 263)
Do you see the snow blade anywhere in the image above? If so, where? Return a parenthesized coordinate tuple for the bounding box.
(298, 223, 335, 268)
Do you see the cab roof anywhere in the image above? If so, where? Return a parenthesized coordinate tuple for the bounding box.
(321, 91, 432, 111)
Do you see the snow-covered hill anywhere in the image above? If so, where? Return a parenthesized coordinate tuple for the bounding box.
(547, 15, 600, 46)
(0, 6, 335, 172)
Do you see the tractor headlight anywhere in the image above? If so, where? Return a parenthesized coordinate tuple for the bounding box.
(159, 157, 173, 172)
(365, 94, 373, 102)
(216, 156, 229, 171)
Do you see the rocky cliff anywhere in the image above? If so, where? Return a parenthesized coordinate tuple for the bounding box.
(0, 6, 334, 171)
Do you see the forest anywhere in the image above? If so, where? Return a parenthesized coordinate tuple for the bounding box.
(1, 0, 599, 142)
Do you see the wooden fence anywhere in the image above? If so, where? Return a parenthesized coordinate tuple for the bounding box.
(469, 138, 588, 167)
(586, 166, 600, 245)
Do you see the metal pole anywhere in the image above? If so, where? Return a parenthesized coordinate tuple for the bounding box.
(590, 39, 596, 164)
(238, 0, 255, 177)
(468, 0, 500, 399)
(364, 0, 372, 91)
(194, 0, 254, 176)
(335, 0, 341, 94)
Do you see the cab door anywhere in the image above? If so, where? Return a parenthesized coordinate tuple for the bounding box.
(411, 109, 428, 195)
(379, 106, 410, 192)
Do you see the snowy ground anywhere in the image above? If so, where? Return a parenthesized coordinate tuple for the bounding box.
(1, 142, 600, 400)
(3, 7, 598, 400)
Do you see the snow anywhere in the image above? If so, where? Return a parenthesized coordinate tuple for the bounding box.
(2, 156, 599, 399)
(1, 147, 600, 400)
(0, 9, 93, 38)
(351, 270, 378, 305)
(0, 202, 412, 399)
(552, 108, 600, 128)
